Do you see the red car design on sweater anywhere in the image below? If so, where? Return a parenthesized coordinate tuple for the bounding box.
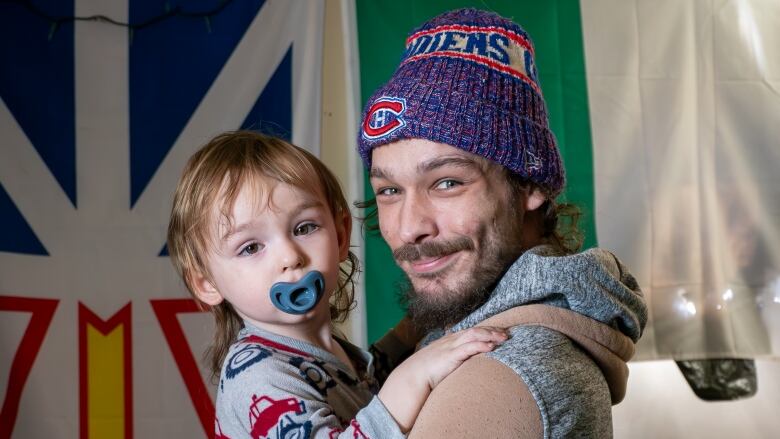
(249, 394, 308, 439)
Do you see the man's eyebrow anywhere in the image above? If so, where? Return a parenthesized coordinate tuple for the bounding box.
(369, 167, 389, 179)
(371, 155, 482, 180)
(418, 156, 481, 173)
(220, 198, 324, 242)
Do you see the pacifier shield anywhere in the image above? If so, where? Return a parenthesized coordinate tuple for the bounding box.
(269, 271, 325, 314)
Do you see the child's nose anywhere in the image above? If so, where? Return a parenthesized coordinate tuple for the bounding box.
(279, 240, 305, 271)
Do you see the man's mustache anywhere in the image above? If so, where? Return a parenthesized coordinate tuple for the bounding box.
(393, 237, 475, 262)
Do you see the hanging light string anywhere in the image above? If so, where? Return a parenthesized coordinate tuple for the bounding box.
(2, 0, 237, 40)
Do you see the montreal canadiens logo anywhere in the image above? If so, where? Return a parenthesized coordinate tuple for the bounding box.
(362, 97, 407, 140)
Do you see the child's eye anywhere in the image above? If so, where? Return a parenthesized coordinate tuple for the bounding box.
(238, 242, 263, 256)
(435, 179, 461, 190)
(294, 223, 319, 236)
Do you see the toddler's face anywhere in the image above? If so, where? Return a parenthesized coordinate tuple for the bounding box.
(192, 178, 349, 334)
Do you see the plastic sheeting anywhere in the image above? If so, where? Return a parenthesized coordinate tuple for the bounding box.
(582, 0, 780, 360)
(676, 358, 757, 400)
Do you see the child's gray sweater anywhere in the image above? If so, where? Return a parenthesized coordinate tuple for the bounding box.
(214, 325, 408, 439)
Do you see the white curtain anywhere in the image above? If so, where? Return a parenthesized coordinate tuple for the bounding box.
(582, 0, 780, 360)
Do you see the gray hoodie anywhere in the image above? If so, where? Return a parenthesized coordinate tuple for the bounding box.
(417, 245, 648, 438)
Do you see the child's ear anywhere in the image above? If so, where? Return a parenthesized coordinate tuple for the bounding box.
(525, 188, 546, 212)
(336, 210, 352, 261)
(188, 271, 224, 306)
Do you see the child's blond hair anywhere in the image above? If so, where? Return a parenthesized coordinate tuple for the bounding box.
(167, 131, 358, 378)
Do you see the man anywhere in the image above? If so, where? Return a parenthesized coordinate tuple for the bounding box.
(358, 9, 648, 438)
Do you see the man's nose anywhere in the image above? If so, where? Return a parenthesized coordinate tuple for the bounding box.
(398, 192, 437, 244)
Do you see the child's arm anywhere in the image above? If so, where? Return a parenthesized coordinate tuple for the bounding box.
(377, 326, 508, 432)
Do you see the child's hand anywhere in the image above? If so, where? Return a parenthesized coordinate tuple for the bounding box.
(377, 326, 508, 432)
(406, 326, 509, 389)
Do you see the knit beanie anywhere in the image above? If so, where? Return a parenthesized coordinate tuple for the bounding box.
(358, 8, 565, 195)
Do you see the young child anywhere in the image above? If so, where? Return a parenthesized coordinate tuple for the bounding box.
(167, 131, 507, 438)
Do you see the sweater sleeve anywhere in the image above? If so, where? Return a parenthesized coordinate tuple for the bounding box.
(408, 355, 543, 439)
(214, 346, 405, 439)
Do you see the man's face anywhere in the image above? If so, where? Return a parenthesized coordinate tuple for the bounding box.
(370, 139, 527, 330)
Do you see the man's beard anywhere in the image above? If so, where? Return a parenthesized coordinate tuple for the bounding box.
(394, 219, 524, 335)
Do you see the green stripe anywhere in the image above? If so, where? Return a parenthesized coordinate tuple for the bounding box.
(357, 0, 596, 343)
(554, 0, 597, 251)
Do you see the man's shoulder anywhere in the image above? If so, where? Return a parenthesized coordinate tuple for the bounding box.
(409, 354, 543, 438)
(486, 325, 614, 437)
(491, 324, 607, 388)
(413, 326, 613, 438)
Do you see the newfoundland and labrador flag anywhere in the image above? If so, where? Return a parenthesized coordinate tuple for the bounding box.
(358, 0, 780, 363)
(0, 1, 325, 438)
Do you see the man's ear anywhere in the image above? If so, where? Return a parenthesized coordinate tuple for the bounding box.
(188, 270, 224, 306)
(336, 210, 353, 261)
(525, 188, 547, 212)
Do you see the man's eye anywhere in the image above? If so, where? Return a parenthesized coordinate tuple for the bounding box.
(294, 223, 319, 236)
(376, 187, 399, 196)
(435, 179, 461, 190)
(238, 242, 262, 256)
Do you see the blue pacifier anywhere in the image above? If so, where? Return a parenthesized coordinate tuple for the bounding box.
(269, 271, 325, 314)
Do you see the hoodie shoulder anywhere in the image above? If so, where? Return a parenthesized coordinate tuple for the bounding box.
(497, 245, 648, 342)
(490, 324, 614, 438)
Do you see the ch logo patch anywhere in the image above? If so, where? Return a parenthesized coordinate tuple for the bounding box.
(362, 97, 407, 140)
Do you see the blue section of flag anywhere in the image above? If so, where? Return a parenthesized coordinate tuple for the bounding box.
(2, 0, 295, 258)
(158, 45, 292, 257)
(129, 0, 266, 207)
(0, 183, 48, 255)
(241, 45, 293, 139)
(0, 0, 76, 207)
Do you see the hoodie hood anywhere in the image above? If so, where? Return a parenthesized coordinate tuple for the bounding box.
(426, 244, 648, 404)
(449, 244, 647, 340)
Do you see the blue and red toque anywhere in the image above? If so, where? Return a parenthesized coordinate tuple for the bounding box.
(358, 8, 565, 196)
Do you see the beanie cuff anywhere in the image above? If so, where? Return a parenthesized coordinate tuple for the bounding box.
(359, 81, 565, 194)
